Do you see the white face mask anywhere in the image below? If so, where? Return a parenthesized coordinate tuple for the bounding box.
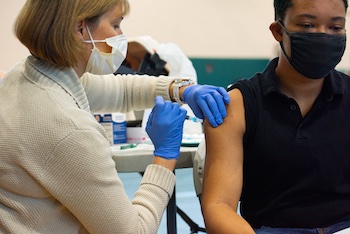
(84, 25, 128, 75)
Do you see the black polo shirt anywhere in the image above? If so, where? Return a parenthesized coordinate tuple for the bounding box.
(231, 58, 350, 228)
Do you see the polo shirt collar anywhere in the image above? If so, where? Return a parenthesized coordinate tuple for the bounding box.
(261, 57, 345, 98)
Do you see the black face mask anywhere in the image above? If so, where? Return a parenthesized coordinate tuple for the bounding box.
(278, 21, 346, 79)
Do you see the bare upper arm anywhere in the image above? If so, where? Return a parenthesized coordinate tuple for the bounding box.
(202, 87, 246, 212)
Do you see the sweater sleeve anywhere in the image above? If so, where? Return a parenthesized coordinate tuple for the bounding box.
(81, 73, 176, 113)
(40, 129, 175, 234)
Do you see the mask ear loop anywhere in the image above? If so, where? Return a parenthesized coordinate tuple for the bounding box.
(277, 20, 291, 61)
(85, 25, 97, 48)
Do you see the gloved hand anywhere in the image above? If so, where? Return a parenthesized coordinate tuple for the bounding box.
(146, 96, 187, 159)
(183, 85, 230, 128)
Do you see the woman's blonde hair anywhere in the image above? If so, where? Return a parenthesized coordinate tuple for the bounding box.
(14, 0, 130, 68)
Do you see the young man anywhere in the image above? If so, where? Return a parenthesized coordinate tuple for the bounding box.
(201, 0, 350, 233)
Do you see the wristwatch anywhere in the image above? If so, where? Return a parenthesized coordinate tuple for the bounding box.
(173, 78, 194, 105)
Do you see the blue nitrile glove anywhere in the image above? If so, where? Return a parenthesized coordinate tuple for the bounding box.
(146, 96, 187, 159)
(183, 85, 230, 128)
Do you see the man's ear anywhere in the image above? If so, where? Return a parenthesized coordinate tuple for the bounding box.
(269, 21, 283, 42)
(76, 19, 86, 40)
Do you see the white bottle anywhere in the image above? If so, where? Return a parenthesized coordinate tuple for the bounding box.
(94, 112, 127, 145)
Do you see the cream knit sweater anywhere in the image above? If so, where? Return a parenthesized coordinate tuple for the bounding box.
(0, 56, 178, 233)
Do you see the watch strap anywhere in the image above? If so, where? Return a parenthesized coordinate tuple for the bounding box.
(173, 78, 193, 105)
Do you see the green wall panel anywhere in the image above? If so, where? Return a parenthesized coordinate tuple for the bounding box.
(190, 58, 270, 89)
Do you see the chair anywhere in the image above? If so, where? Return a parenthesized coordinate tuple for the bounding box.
(193, 138, 206, 202)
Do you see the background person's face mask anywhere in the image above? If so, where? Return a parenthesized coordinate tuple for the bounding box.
(84, 25, 127, 75)
(278, 21, 346, 79)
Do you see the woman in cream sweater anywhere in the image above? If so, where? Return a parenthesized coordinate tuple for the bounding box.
(0, 0, 230, 233)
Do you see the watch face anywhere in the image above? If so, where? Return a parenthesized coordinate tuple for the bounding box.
(175, 79, 192, 86)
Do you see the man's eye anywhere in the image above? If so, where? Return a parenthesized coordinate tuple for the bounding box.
(299, 24, 313, 29)
(331, 26, 345, 32)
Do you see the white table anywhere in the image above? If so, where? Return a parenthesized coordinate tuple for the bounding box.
(111, 144, 199, 234)
(111, 144, 196, 172)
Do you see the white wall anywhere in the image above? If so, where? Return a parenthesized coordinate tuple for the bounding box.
(123, 0, 276, 59)
(1, 0, 350, 72)
(0, 1, 29, 71)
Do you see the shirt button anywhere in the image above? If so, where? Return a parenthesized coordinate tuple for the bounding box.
(290, 105, 297, 111)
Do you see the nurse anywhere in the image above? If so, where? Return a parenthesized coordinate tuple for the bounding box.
(0, 0, 230, 233)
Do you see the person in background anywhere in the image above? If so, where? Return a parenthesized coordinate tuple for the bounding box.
(0, 0, 230, 233)
(115, 35, 203, 136)
(201, 0, 350, 233)
(0, 70, 5, 79)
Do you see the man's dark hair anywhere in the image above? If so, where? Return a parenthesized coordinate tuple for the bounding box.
(274, 0, 348, 21)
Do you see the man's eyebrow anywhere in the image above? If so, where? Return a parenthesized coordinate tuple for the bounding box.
(295, 13, 317, 20)
(330, 16, 346, 22)
(295, 13, 345, 22)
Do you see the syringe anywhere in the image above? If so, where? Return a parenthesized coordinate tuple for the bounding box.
(185, 115, 203, 123)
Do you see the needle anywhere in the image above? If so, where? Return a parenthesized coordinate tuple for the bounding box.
(185, 115, 203, 123)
